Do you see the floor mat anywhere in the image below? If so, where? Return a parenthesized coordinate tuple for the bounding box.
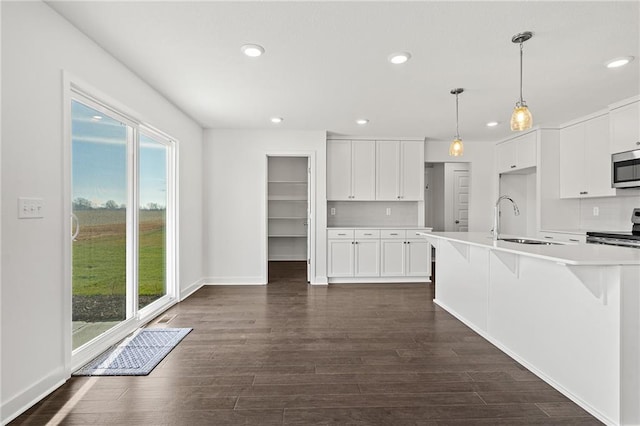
(73, 328, 192, 376)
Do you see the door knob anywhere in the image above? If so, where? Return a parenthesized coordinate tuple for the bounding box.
(455, 220, 460, 224)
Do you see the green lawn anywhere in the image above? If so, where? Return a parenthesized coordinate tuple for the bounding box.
(72, 209, 166, 297)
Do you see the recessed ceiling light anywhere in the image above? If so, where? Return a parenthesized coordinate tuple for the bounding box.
(91, 115, 103, 120)
(356, 119, 369, 125)
(605, 56, 634, 68)
(486, 121, 499, 127)
(241, 44, 265, 58)
(388, 52, 411, 65)
(271, 117, 283, 124)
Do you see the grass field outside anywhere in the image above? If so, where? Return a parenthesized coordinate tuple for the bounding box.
(72, 208, 166, 321)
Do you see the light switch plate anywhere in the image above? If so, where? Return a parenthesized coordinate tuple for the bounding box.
(18, 197, 44, 219)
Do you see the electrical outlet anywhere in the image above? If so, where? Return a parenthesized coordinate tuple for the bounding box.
(330, 207, 336, 216)
(18, 197, 44, 219)
(386, 208, 391, 216)
(593, 207, 599, 217)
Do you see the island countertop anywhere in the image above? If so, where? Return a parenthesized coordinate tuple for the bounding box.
(417, 231, 640, 266)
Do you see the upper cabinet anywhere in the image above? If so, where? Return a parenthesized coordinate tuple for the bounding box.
(559, 114, 615, 199)
(327, 140, 376, 200)
(375, 140, 424, 200)
(609, 100, 640, 154)
(496, 132, 537, 174)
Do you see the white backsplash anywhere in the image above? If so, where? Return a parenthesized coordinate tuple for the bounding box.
(327, 201, 421, 227)
(579, 193, 640, 231)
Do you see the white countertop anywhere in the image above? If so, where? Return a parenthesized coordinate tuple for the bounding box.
(329, 227, 433, 230)
(417, 231, 640, 266)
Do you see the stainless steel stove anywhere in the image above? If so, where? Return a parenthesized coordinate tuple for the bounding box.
(586, 208, 640, 249)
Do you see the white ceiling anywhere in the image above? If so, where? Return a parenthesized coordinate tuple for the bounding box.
(47, 1, 639, 142)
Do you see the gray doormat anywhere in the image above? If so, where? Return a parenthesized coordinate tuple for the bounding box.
(73, 328, 192, 376)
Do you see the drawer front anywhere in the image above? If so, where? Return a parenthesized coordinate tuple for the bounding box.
(380, 230, 406, 239)
(539, 231, 586, 244)
(406, 229, 430, 239)
(355, 229, 381, 239)
(328, 229, 354, 239)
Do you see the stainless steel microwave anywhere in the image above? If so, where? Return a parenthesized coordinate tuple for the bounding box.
(612, 149, 640, 188)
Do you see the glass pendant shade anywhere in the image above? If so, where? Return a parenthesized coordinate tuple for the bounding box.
(449, 138, 464, 156)
(510, 103, 533, 131)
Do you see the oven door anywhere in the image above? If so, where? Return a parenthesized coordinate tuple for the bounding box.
(612, 150, 640, 188)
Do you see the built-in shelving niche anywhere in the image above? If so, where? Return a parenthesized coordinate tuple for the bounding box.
(267, 157, 308, 261)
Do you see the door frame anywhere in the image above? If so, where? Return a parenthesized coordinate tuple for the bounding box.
(264, 151, 316, 284)
(62, 73, 179, 372)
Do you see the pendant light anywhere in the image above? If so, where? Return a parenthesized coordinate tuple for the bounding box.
(449, 88, 464, 157)
(510, 31, 533, 131)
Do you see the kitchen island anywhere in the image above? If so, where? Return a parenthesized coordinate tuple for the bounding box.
(418, 232, 640, 426)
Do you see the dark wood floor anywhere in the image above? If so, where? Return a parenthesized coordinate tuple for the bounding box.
(12, 261, 601, 425)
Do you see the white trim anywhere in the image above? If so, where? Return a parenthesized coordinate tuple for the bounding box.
(608, 95, 640, 110)
(328, 277, 431, 284)
(1, 368, 66, 426)
(433, 298, 616, 426)
(327, 136, 425, 142)
(203, 277, 266, 285)
(180, 278, 205, 301)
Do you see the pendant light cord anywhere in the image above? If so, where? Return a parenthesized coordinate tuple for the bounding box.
(519, 42, 524, 104)
(455, 93, 460, 139)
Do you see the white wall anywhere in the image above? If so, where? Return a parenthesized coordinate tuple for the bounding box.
(424, 140, 494, 233)
(204, 129, 327, 284)
(1, 2, 203, 423)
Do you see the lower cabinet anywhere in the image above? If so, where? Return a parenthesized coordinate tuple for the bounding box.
(328, 228, 431, 282)
(381, 231, 432, 277)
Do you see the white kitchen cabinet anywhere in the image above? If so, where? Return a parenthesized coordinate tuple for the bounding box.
(609, 100, 640, 154)
(380, 239, 405, 276)
(327, 229, 379, 277)
(376, 140, 424, 200)
(560, 114, 615, 198)
(380, 230, 431, 277)
(327, 140, 375, 200)
(328, 228, 431, 281)
(328, 239, 354, 277)
(496, 132, 537, 174)
(354, 239, 380, 277)
(405, 239, 431, 276)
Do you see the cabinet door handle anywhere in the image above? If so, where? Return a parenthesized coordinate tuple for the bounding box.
(364, 233, 372, 236)
(455, 220, 460, 224)
(390, 233, 398, 236)
(636, 141, 640, 145)
(510, 165, 516, 169)
(338, 233, 346, 236)
(544, 236, 553, 239)
(569, 239, 579, 242)
(407, 241, 411, 244)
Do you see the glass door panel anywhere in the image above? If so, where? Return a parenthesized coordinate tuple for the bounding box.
(71, 100, 129, 350)
(138, 133, 168, 309)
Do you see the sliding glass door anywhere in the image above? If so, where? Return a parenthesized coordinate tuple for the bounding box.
(71, 93, 174, 351)
(138, 132, 168, 310)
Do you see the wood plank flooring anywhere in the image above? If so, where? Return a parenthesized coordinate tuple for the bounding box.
(11, 261, 601, 425)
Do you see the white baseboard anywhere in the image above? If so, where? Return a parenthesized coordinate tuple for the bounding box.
(328, 277, 431, 284)
(1, 368, 66, 426)
(203, 277, 266, 285)
(310, 276, 328, 285)
(433, 298, 617, 426)
(180, 278, 205, 300)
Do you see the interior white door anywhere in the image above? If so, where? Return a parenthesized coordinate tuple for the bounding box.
(453, 169, 470, 231)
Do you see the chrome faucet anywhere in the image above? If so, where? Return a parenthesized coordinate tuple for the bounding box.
(493, 195, 520, 241)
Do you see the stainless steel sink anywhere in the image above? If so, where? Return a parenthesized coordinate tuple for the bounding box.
(499, 238, 560, 245)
